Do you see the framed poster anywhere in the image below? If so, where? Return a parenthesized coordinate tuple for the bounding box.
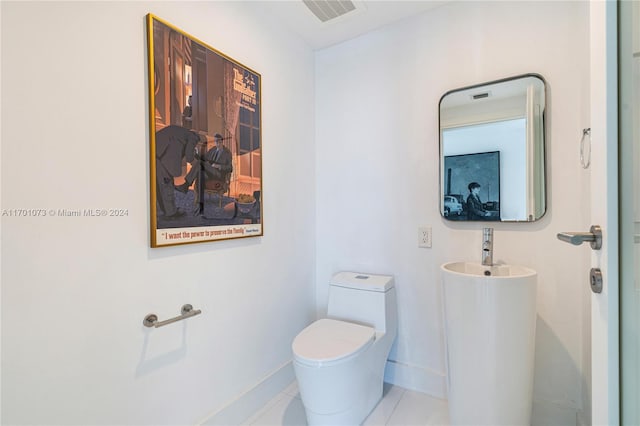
(443, 151, 500, 221)
(147, 14, 263, 247)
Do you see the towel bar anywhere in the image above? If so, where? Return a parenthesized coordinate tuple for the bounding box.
(143, 304, 202, 328)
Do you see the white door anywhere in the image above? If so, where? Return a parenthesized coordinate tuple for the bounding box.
(589, 1, 619, 425)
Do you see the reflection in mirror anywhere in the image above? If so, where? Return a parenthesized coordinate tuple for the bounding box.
(439, 74, 546, 222)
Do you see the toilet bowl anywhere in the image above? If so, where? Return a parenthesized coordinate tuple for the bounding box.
(292, 272, 397, 425)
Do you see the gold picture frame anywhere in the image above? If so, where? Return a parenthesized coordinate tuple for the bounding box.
(147, 14, 263, 247)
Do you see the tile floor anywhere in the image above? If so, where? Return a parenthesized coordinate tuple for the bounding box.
(241, 381, 450, 426)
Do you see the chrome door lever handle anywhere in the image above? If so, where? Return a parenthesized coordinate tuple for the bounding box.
(557, 225, 602, 250)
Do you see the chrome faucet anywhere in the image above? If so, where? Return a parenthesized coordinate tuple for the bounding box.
(482, 228, 494, 266)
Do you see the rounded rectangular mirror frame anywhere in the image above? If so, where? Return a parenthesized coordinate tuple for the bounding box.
(439, 73, 547, 222)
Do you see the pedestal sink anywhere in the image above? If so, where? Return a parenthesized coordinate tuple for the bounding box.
(441, 262, 537, 426)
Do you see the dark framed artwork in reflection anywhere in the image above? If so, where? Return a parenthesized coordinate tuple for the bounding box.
(443, 151, 500, 221)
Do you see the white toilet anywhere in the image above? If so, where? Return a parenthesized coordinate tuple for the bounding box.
(292, 271, 397, 425)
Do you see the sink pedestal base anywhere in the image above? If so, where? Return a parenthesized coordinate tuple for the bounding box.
(442, 262, 537, 426)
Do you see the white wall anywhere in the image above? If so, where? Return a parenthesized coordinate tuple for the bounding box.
(315, 0, 592, 418)
(1, 1, 316, 425)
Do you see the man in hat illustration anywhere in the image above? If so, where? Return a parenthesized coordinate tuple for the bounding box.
(175, 132, 233, 194)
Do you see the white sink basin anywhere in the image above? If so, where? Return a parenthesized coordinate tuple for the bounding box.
(441, 261, 536, 278)
(441, 261, 537, 425)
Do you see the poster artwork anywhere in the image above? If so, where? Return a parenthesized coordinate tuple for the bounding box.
(147, 14, 263, 247)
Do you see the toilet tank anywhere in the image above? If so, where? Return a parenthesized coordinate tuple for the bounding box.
(327, 272, 396, 333)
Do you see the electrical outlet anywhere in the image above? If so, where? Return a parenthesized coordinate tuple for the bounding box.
(418, 226, 432, 248)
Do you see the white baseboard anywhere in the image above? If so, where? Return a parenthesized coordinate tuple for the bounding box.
(199, 361, 295, 426)
(383, 359, 447, 399)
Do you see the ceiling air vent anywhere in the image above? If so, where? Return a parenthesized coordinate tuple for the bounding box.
(303, 0, 356, 23)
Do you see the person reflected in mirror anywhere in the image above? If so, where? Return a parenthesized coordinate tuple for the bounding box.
(466, 182, 491, 220)
(175, 132, 233, 194)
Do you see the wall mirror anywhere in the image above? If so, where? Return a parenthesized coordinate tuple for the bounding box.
(439, 74, 546, 222)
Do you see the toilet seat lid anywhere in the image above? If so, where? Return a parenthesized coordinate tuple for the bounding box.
(292, 319, 375, 365)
